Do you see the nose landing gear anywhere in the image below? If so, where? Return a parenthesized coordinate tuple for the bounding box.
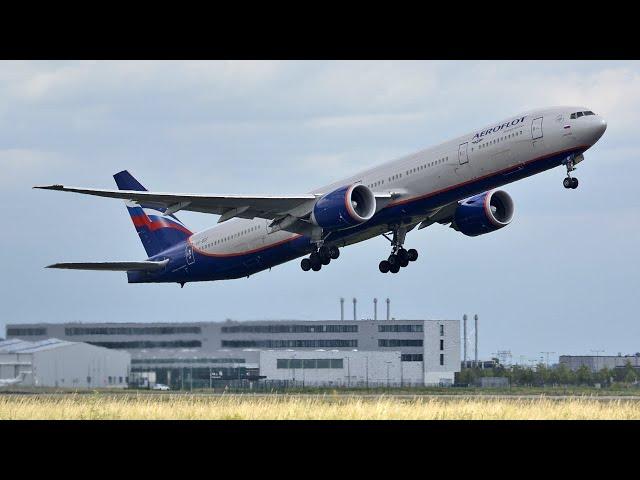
(378, 227, 419, 274)
(562, 155, 579, 189)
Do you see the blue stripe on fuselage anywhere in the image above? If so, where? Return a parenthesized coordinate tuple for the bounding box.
(128, 146, 584, 284)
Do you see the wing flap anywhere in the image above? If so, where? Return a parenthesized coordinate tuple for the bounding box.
(46, 259, 169, 272)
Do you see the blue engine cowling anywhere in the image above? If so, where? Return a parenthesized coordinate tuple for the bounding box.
(453, 190, 514, 237)
(311, 183, 376, 230)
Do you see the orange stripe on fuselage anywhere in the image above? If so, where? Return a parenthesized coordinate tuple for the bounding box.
(386, 145, 589, 208)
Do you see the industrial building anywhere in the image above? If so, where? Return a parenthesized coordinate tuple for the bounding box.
(6, 318, 460, 387)
(559, 354, 640, 372)
(0, 338, 130, 388)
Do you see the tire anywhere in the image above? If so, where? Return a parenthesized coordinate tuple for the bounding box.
(311, 263, 321, 272)
(389, 264, 400, 274)
(563, 177, 571, 189)
(321, 256, 331, 266)
(571, 177, 579, 189)
(301, 258, 311, 271)
(407, 249, 418, 261)
(399, 256, 409, 268)
(388, 255, 399, 268)
(397, 249, 409, 263)
(379, 260, 390, 273)
(329, 246, 340, 259)
(318, 246, 331, 261)
(309, 252, 320, 264)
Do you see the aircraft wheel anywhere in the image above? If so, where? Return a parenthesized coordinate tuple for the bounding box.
(321, 256, 331, 266)
(379, 260, 390, 273)
(407, 249, 418, 261)
(329, 246, 340, 259)
(389, 264, 400, 274)
(309, 252, 320, 264)
(388, 254, 399, 268)
(397, 248, 409, 263)
(571, 177, 579, 189)
(563, 177, 572, 189)
(399, 256, 409, 268)
(311, 262, 322, 272)
(301, 258, 311, 271)
(318, 246, 331, 261)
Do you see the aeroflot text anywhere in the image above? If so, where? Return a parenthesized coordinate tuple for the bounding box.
(472, 116, 526, 143)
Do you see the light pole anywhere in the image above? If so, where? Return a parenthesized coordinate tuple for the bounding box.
(365, 356, 369, 389)
(385, 361, 392, 389)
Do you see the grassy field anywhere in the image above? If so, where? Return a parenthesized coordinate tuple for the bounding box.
(2, 392, 640, 419)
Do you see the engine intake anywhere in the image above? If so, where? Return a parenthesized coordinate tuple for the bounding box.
(311, 184, 376, 230)
(454, 190, 514, 237)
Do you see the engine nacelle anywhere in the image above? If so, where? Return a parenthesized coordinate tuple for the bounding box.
(454, 190, 514, 237)
(311, 183, 376, 230)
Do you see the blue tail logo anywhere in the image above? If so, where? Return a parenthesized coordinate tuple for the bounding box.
(113, 170, 192, 257)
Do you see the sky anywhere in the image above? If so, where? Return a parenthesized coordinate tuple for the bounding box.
(1, 60, 639, 365)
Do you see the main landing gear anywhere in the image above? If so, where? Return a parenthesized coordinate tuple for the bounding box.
(562, 155, 579, 189)
(300, 245, 340, 272)
(378, 227, 418, 274)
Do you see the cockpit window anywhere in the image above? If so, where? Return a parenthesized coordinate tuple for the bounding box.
(570, 110, 596, 119)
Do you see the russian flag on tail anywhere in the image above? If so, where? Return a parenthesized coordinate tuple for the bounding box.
(114, 170, 192, 257)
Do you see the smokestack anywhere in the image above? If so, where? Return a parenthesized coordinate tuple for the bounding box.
(340, 298, 344, 321)
(353, 298, 357, 321)
(386, 298, 390, 321)
(463, 314, 468, 367)
(373, 298, 378, 320)
(474, 314, 478, 366)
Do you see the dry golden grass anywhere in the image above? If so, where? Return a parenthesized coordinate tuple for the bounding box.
(1, 393, 639, 420)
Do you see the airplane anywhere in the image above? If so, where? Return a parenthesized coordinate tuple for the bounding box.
(0, 372, 28, 387)
(35, 106, 607, 286)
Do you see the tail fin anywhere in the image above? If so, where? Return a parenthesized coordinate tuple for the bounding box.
(114, 170, 192, 257)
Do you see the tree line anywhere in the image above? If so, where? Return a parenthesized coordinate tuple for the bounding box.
(456, 360, 639, 387)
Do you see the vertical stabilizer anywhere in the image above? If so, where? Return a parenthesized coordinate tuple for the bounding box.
(113, 170, 192, 257)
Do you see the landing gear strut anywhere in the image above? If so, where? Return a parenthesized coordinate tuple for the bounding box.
(378, 227, 419, 274)
(300, 245, 340, 272)
(562, 155, 579, 189)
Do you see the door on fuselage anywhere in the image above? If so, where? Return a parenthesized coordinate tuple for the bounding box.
(531, 116, 543, 140)
(458, 142, 469, 165)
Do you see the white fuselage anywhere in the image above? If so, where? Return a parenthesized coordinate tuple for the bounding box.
(189, 106, 606, 258)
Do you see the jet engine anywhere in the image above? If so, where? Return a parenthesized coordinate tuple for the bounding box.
(453, 190, 514, 237)
(311, 183, 376, 230)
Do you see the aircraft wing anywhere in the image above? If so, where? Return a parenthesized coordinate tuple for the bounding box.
(46, 260, 169, 272)
(34, 184, 318, 222)
(34, 184, 394, 226)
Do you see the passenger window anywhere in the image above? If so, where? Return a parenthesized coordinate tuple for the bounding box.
(576, 112, 583, 118)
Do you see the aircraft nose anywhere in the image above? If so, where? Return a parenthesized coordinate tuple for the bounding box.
(587, 116, 607, 144)
(597, 117, 607, 136)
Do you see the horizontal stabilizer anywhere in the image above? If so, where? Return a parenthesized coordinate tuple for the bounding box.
(46, 259, 169, 272)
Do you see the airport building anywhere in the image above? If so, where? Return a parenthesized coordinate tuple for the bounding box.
(0, 338, 130, 388)
(559, 354, 640, 373)
(6, 319, 460, 387)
